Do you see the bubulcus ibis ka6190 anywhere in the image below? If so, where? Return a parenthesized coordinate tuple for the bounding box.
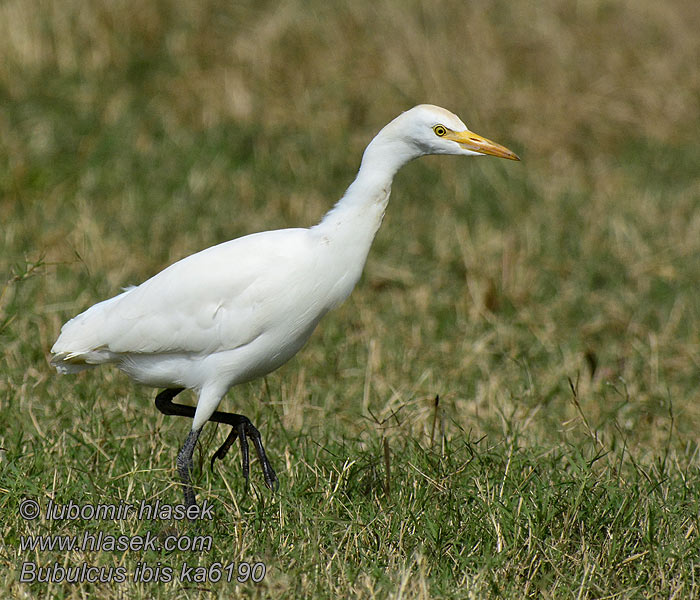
(51, 104, 519, 508)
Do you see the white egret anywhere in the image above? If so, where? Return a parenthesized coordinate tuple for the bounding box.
(51, 104, 519, 507)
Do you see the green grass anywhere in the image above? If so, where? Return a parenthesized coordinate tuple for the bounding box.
(2, 0, 700, 598)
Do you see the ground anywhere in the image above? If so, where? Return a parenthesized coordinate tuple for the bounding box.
(1, 1, 699, 598)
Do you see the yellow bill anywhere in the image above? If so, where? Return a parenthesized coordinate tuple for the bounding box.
(445, 130, 520, 161)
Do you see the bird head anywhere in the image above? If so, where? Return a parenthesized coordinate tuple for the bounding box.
(399, 104, 520, 161)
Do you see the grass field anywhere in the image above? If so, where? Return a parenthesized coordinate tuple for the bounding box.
(2, 0, 700, 598)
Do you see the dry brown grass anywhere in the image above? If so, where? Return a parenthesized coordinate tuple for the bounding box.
(2, 1, 700, 598)
(3, 0, 698, 152)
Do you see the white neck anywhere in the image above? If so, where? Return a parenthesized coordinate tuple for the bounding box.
(305, 125, 423, 309)
(312, 124, 421, 247)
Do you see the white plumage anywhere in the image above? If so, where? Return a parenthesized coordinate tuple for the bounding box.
(51, 104, 519, 506)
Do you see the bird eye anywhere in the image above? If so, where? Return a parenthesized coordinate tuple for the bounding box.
(433, 125, 447, 137)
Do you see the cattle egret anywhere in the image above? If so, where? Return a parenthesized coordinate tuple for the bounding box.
(51, 104, 519, 508)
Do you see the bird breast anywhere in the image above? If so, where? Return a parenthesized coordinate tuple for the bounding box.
(52, 225, 366, 390)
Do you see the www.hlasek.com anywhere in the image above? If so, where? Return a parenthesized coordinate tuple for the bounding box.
(18, 498, 266, 585)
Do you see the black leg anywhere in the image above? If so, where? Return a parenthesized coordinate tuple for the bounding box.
(176, 427, 202, 509)
(155, 388, 278, 495)
(155, 387, 188, 416)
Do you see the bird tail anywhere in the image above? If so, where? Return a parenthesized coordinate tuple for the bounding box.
(50, 351, 110, 374)
(50, 293, 127, 374)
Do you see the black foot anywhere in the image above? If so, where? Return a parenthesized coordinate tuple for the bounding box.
(210, 416, 278, 491)
(156, 388, 278, 499)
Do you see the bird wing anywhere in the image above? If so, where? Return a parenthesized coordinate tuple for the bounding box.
(51, 228, 322, 360)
